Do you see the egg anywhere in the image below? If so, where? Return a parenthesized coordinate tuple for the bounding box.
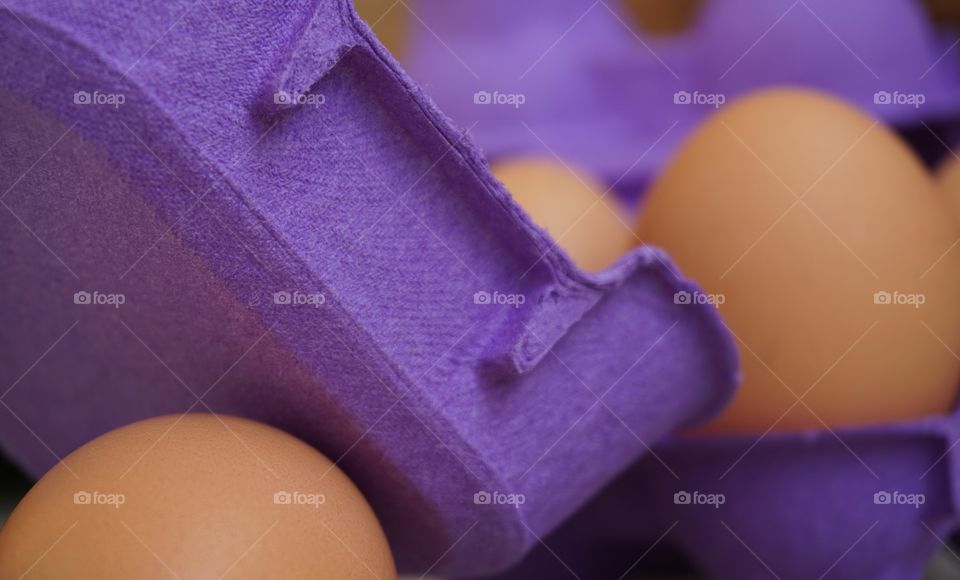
(637, 88, 960, 433)
(492, 157, 635, 272)
(0, 414, 396, 579)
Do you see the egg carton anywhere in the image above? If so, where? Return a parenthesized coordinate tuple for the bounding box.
(481, 411, 960, 580)
(637, 417, 960, 580)
(0, 0, 736, 576)
(406, 0, 960, 195)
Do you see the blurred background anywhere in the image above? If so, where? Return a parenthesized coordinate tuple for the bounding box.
(351, 0, 960, 189)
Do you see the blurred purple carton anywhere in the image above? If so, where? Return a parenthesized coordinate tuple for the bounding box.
(406, 0, 960, 195)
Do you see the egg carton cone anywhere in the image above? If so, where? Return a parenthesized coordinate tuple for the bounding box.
(0, 0, 737, 575)
(479, 410, 960, 579)
(405, 0, 960, 197)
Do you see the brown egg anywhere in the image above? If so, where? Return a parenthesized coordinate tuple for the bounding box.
(492, 157, 635, 272)
(637, 88, 960, 433)
(0, 414, 396, 579)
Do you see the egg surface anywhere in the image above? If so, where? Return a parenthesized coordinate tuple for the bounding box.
(493, 157, 635, 272)
(0, 414, 396, 579)
(637, 88, 960, 433)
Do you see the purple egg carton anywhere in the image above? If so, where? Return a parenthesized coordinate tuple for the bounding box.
(406, 0, 960, 196)
(634, 417, 960, 579)
(0, 0, 736, 575)
(481, 411, 960, 579)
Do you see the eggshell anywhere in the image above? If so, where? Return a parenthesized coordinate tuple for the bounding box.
(0, 414, 396, 579)
(637, 88, 960, 433)
(492, 157, 635, 272)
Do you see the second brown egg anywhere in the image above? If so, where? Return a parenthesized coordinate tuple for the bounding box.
(637, 88, 960, 434)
